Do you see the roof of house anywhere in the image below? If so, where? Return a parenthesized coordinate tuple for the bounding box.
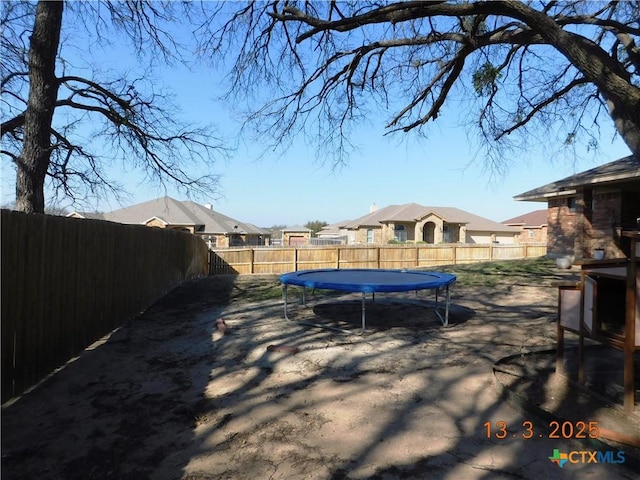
(68, 211, 106, 220)
(282, 225, 312, 233)
(502, 209, 548, 228)
(69, 196, 267, 235)
(514, 155, 639, 202)
(317, 222, 346, 236)
(342, 203, 518, 233)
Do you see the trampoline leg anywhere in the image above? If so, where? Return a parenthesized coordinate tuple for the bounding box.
(360, 292, 366, 335)
(444, 286, 450, 327)
(302, 287, 307, 306)
(283, 285, 290, 320)
(433, 286, 451, 327)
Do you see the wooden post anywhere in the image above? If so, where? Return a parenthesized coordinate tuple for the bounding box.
(336, 247, 341, 269)
(623, 232, 638, 412)
(249, 248, 254, 274)
(556, 317, 564, 375)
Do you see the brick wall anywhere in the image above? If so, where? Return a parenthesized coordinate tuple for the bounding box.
(145, 218, 166, 228)
(547, 197, 577, 258)
(549, 189, 633, 259)
(520, 226, 547, 243)
(353, 226, 381, 244)
(586, 192, 622, 257)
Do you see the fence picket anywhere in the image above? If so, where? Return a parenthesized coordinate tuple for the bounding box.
(209, 243, 547, 274)
(1, 210, 208, 403)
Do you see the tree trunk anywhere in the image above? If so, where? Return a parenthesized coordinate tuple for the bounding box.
(16, 1, 63, 213)
(606, 98, 640, 157)
(501, 0, 640, 157)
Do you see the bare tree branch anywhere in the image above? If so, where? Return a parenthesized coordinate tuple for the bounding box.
(204, 0, 640, 164)
(1, 0, 226, 212)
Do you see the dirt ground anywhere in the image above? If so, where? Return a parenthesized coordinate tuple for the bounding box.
(2, 272, 639, 479)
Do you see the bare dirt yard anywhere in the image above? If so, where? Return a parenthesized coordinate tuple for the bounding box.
(2, 259, 639, 479)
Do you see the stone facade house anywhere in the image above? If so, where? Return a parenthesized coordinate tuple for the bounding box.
(323, 203, 519, 245)
(280, 225, 312, 246)
(514, 155, 640, 260)
(68, 196, 269, 248)
(502, 209, 548, 244)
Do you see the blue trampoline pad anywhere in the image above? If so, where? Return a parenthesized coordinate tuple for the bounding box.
(280, 268, 456, 294)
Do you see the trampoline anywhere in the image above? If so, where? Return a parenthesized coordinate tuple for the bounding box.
(280, 269, 457, 334)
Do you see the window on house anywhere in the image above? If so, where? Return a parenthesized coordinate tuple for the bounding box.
(366, 229, 374, 244)
(229, 234, 244, 247)
(205, 236, 217, 248)
(567, 197, 576, 213)
(394, 225, 407, 242)
(528, 229, 534, 239)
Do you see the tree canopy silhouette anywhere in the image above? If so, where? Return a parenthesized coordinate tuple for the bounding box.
(1, 1, 223, 213)
(204, 0, 639, 167)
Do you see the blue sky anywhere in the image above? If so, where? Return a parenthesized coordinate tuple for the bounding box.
(88, 91, 630, 228)
(1, 9, 633, 228)
(86, 58, 630, 227)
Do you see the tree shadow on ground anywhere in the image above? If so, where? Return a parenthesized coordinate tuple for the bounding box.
(1, 275, 238, 480)
(309, 297, 475, 331)
(1, 274, 637, 480)
(181, 277, 637, 479)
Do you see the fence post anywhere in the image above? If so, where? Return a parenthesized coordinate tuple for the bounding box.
(336, 248, 340, 268)
(377, 247, 381, 269)
(453, 245, 458, 264)
(250, 248, 255, 274)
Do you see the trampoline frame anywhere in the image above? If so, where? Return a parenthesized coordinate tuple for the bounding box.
(280, 268, 456, 334)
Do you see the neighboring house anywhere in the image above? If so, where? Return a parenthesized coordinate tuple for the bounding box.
(316, 222, 345, 239)
(316, 222, 348, 245)
(267, 228, 284, 246)
(281, 225, 312, 246)
(68, 196, 270, 248)
(327, 203, 520, 245)
(66, 211, 105, 220)
(502, 209, 548, 244)
(514, 155, 640, 260)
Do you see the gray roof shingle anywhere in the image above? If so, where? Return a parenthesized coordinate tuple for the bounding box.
(344, 203, 518, 233)
(514, 155, 638, 202)
(72, 196, 266, 235)
(503, 209, 548, 227)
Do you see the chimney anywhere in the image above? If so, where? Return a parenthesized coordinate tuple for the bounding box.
(204, 203, 213, 210)
(370, 203, 377, 213)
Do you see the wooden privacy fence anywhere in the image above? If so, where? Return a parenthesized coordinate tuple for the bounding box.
(209, 243, 548, 274)
(1, 210, 209, 403)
